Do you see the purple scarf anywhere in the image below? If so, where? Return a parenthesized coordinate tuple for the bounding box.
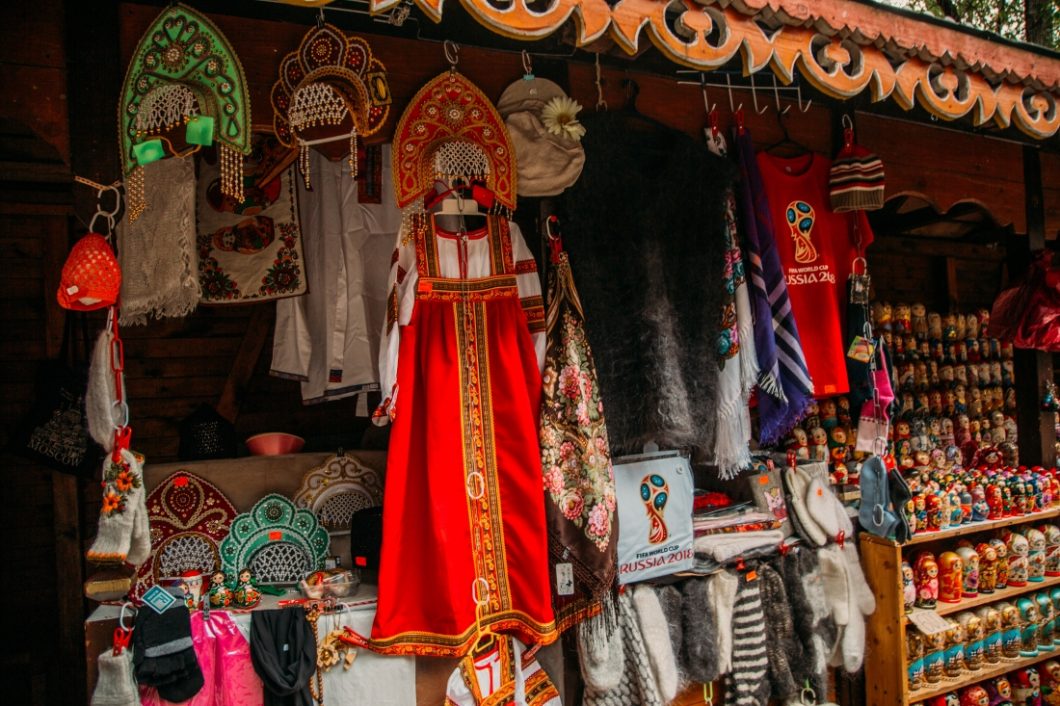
(734, 129, 814, 444)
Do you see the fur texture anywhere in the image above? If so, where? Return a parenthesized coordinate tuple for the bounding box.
(559, 111, 734, 456)
(780, 548, 834, 697)
(633, 585, 679, 703)
(758, 561, 800, 700)
(681, 576, 721, 684)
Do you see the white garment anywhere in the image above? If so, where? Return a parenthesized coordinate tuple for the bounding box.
(374, 217, 545, 423)
(444, 637, 561, 706)
(271, 147, 400, 407)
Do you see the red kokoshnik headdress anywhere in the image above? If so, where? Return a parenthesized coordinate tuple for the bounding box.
(392, 70, 517, 228)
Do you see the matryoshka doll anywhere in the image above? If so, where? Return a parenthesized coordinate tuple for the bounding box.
(1052, 588, 1060, 645)
(956, 545, 981, 597)
(986, 675, 1014, 706)
(1029, 528, 1049, 582)
(1013, 666, 1042, 706)
(207, 570, 233, 608)
(926, 493, 943, 531)
(1009, 531, 1031, 587)
(1039, 592, 1057, 652)
(976, 605, 1003, 663)
(990, 538, 1011, 589)
(908, 628, 927, 692)
(1018, 596, 1042, 656)
(939, 551, 965, 603)
(1040, 660, 1060, 705)
(233, 568, 261, 609)
(988, 484, 1005, 520)
(924, 627, 947, 683)
(976, 542, 999, 594)
(903, 561, 917, 614)
(1042, 525, 1060, 576)
(960, 685, 990, 706)
(998, 601, 1023, 658)
(916, 552, 941, 609)
(944, 619, 966, 678)
(958, 611, 985, 670)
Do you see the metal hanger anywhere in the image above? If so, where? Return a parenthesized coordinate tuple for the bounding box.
(749, 72, 768, 115)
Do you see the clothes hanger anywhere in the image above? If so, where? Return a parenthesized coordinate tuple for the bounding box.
(764, 108, 810, 157)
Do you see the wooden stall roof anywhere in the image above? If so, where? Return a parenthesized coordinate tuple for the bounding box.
(287, 0, 1060, 139)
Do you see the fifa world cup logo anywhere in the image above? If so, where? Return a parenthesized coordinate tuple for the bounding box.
(640, 474, 670, 544)
(786, 200, 819, 264)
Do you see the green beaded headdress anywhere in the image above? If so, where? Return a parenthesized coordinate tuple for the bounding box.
(118, 4, 251, 219)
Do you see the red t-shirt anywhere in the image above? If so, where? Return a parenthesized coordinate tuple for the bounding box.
(756, 151, 874, 397)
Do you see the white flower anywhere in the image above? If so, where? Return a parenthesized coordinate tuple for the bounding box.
(541, 96, 586, 141)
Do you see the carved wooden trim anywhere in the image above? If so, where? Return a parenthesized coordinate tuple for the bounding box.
(357, 0, 1060, 138)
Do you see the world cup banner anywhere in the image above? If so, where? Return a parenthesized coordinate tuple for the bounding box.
(613, 452, 695, 584)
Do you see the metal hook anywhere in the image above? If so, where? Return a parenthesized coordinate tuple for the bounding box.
(594, 53, 607, 111)
(842, 114, 854, 130)
(521, 50, 533, 79)
(773, 74, 791, 115)
(795, 81, 813, 112)
(316, 6, 325, 28)
(749, 72, 768, 115)
(443, 40, 459, 71)
(118, 602, 135, 631)
(725, 74, 742, 114)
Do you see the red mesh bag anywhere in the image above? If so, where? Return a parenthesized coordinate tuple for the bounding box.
(57, 233, 121, 311)
(989, 250, 1060, 351)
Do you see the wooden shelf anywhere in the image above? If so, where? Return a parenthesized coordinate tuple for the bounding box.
(909, 647, 1060, 702)
(906, 574, 1060, 621)
(903, 507, 1060, 546)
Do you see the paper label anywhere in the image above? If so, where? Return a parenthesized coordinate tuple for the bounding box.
(556, 563, 574, 596)
(908, 609, 952, 635)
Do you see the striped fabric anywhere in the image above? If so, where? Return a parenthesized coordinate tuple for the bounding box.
(729, 573, 771, 706)
(829, 144, 885, 212)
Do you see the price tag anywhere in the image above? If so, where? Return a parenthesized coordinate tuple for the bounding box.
(847, 335, 876, 363)
(908, 608, 951, 635)
(556, 563, 574, 596)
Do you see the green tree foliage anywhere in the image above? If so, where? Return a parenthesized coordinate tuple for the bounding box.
(885, 0, 1059, 49)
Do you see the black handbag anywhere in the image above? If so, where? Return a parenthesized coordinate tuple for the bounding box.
(9, 314, 98, 475)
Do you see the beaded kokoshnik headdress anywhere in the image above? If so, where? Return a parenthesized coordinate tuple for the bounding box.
(271, 23, 391, 188)
(119, 4, 251, 220)
(392, 69, 517, 238)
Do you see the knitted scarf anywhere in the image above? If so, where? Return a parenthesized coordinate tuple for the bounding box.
(730, 572, 770, 706)
(559, 111, 732, 456)
(734, 129, 813, 444)
(249, 608, 317, 706)
(540, 249, 618, 632)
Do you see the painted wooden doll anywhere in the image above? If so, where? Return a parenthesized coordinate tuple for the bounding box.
(959, 685, 989, 706)
(916, 552, 941, 609)
(957, 611, 985, 671)
(1018, 596, 1042, 657)
(1009, 531, 1031, 587)
(207, 570, 233, 608)
(943, 619, 966, 678)
(975, 542, 998, 594)
(956, 546, 980, 598)
(1038, 592, 1057, 652)
(907, 628, 926, 692)
(975, 605, 1002, 664)
(233, 567, 261, 609)
(902, 561, 917, 614)
(998, 601, 1023, 658)
(1029, 528, 1048, 582)
(938, 551, 964, 603)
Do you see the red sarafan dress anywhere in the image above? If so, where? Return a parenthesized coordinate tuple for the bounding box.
(371, 214, 557, 656)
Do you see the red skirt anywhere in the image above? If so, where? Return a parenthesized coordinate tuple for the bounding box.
(370, 276, 557, 656)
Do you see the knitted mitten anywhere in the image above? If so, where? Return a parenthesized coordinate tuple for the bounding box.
(86, 328, 121, 452)
(87, 449, 145, 565)
(633, 584, 679, 703)
(730, 572, 770, 706)
(817, 545, 851, 627)
(578, 606, 625, 692)
(834, 543, 876, 673)
(91, 649, 141, 706)
(785, 466, 827, 546)
(125, 488, 151, 568)
(682, 577, 720, 683)
(804, 476, 854, 542)
(133, 596, 203, 703)
(759, 562, 800, 700)
(710, 570, 739, 674)
(841, 543, 876, 617)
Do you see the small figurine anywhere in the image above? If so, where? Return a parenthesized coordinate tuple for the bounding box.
(1041, 660, 1060, 706)
(956, 546, 980, 597)
(957, 610, 985, 671)
(1030, 528, 1049, 583)
(959, 685, 989, 706)
(975, 605, 1002, 664)
(976, 542, 998, 594)
(895, 303, 913, 335)
(1039, 592, 1057, 652)
(180, 569, 204, 610)
(788, 427, 810, 460)
(207, 570, 233, 608)
(233, 567, 262, 609)
(809, 426, 828, 462)
(924, 628, 947, 684)
(908, 629, 926, 692)
(990, 537, 1010, 589)
(926, 493, 943, 532)
(872, 301, 892, 331)
(1013, 665, 1043, 705)
(939, 551, 965, 603)
(902, 561, 917, 614)
(916, 551, 941, 609)
(986, 676, 1013, 706)
(999, 600, 1024, 658)
(1010, 531, 1032, 587)
(928, 312, 943, 341)
(1018, 596, 1042, 656)
(944, 619, 966, 677)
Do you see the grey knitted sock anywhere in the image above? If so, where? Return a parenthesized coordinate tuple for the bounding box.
(759, 561, 799, 700)
(681, 576, 721, 683)
(729, 573, 770, 706)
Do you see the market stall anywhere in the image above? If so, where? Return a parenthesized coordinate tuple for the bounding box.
(2, 0, 1060, 705)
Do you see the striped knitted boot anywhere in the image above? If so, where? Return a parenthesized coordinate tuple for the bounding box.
(729, 571, 770, 706)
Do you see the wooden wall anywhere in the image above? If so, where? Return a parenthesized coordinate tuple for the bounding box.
(0, 2, 1057, 705)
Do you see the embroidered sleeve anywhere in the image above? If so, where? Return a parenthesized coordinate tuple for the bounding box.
(374, 229, 419, 426)
(509, 221, 546, 374)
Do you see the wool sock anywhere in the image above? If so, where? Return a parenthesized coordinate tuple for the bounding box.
(633, 584, 679, 703)
(682, 577, 720, 683)
(88, 449, 146, 565)
(711, 570, 739, 674)
(578, 606, 625, 692)
(656, 584, 686, 687)
(759, 561, 799, 700)
(729, 573, 770, 706)
(91, 649, 140, 706)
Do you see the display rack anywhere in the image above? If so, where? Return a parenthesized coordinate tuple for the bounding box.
(861, 506, 1060, 706)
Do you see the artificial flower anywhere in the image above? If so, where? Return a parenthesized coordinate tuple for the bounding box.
(541, 96, 586, 141)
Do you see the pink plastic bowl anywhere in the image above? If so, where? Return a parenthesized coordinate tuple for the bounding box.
(245, 432, 305, 456)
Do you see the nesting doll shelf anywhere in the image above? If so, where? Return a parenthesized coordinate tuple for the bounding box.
(861, 505, 1060, 706)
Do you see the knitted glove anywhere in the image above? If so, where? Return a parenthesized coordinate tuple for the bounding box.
(133, 597, 203, 703)
(682, 577, 721, 683)
(633, 584, 679, 703)
(91, 649, 141, 706)
(87, 449, 146, 565)
(841, 543, 876, 618)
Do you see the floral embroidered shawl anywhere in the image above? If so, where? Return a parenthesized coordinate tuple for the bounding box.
(540, 249, 618, 632)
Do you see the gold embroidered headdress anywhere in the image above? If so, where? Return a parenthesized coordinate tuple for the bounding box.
(271, 23, 391, 188)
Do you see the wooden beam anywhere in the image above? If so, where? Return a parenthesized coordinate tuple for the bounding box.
(869, 234, 1006, 261)
(216, 304, 272, 423)
(1014, 146, 1057, 466)
(42, 216, 67, 359)
(52, 472, 84, 706)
